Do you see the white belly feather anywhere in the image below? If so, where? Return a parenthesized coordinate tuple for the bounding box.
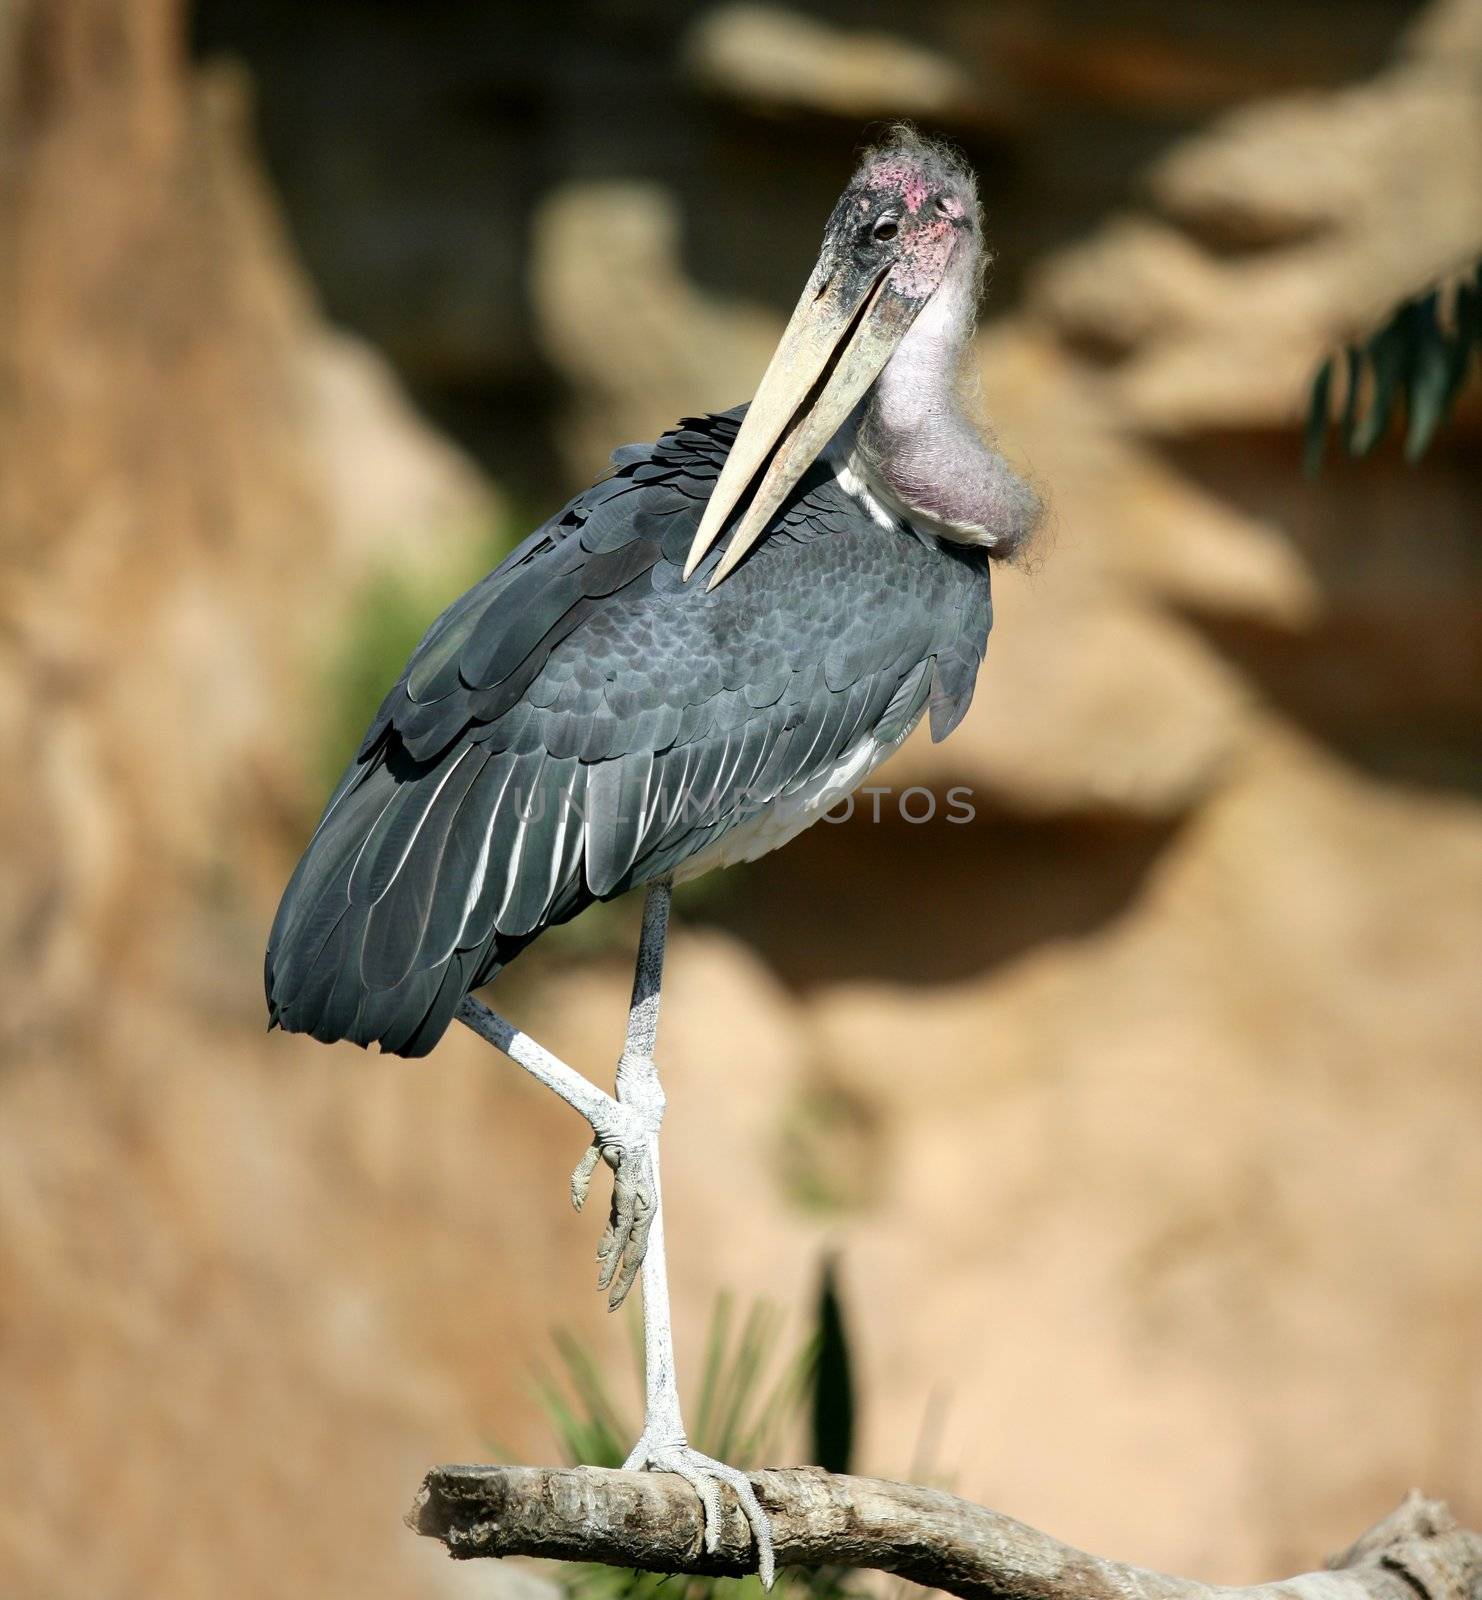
(672, 708, 924, 883)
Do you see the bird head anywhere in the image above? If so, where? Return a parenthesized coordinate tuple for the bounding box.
(684, 129, 982, 588)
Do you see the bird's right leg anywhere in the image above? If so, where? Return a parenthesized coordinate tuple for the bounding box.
(581, 882, 776, 1584)
(456, 911, 773, 1585)
(455, 995, 660, 1305)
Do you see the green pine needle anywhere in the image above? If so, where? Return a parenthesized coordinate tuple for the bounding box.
(524, 1277, 867, 1600)
(1306, 255, 1481, 471)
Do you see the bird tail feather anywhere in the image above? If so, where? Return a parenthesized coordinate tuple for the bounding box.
(265, 743, 517, 1059)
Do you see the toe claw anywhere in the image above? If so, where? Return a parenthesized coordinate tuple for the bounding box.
(694, 1477, 723, 1553)
(606, 1196, 651, 1307)
(571, 1143, 602, 1211)
(629, 1441, 775, 1586)
(576, 1092, 663, 1307)
(587, 1137, 656, 1305)
(736, 1480, 775, 1588)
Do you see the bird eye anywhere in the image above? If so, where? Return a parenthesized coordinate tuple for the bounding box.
(872, 217, 898, 242)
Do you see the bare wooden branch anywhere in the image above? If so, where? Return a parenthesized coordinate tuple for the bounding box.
(408, 1465, 1482, 1600)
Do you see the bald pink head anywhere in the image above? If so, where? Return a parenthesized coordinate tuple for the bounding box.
(819, 127, 984, 310)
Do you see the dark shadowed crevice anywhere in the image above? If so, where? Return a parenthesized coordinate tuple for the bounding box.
(691, 796, 1187, 989)
(1160, 430, 1482, 798)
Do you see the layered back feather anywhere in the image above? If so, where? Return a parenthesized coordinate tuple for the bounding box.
(265, 409, 993, 1057)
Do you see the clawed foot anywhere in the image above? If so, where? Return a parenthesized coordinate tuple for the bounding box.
(570, 1101, 658, 1310)
(624, 1435, 775, 1587)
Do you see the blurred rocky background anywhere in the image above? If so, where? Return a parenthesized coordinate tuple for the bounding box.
(1, 0, 1479, 1595)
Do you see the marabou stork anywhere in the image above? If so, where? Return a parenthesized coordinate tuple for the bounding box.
(266, 128, 1038, 1579)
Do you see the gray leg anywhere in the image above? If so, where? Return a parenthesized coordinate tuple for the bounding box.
(457, 883, 774, 1585)
(568, 880, 668, 1306)
(601, 883, 775, 1585)
(456, 995, 618, 1129)
(455, 996, 657, 1309)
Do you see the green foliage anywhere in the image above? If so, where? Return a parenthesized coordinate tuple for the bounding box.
(1305, 257, 1481, 474)
(317, 518, 518, 793)
(529, 1276, 862, 1600)
(317, 568, 438, 788)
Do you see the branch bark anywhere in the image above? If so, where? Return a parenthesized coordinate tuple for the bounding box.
(408, 1465, 1482, 1600)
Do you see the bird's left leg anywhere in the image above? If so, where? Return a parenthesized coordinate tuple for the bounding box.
(455, 996, 659, 1280)
(574, 879, 776, 1586)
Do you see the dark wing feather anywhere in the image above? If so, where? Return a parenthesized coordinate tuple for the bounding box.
(266, 407, 992, 1058)
(360, 746, 488, 991)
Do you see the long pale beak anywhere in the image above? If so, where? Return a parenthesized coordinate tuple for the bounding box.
(683, 262, 926, 589)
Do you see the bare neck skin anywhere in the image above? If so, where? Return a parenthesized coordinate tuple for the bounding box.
(857, 243, 1039, 558)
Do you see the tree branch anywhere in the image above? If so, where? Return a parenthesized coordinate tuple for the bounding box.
(408, 1465, 1482, 1600)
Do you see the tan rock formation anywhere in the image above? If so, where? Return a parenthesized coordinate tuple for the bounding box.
(0, 4, 502, 1595)
(1032, 0, 1482, 432)
(2, 0, 1478, 1596)
(682, 4, 989, 125)
(523, 0, 1482, 1577)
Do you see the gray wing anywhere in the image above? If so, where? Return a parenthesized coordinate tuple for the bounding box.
(265, 409, 991, 1057)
